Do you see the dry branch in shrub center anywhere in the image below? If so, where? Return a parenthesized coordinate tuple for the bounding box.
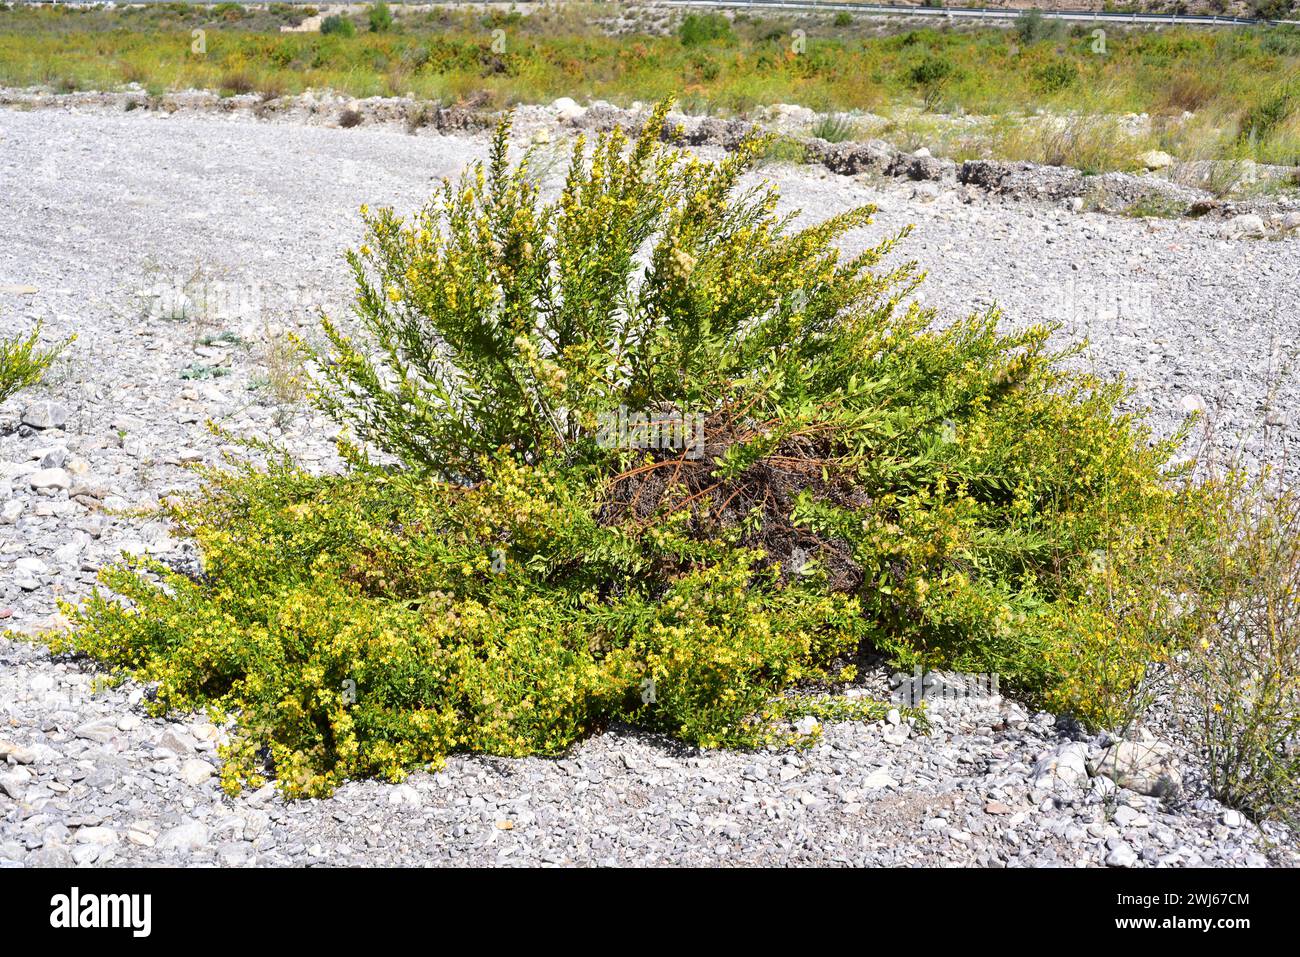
(599, 402, 868, 593)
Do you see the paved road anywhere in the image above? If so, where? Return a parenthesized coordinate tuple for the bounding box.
(662, 0, 1294, 29)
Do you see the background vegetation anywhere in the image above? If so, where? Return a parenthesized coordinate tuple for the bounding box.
(2, 5, 1299, 169)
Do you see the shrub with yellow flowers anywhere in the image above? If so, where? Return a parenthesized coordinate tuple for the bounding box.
(46, 97, 1205, 797)
(51, 452, 886, 797)
(1, 322, 69, 404)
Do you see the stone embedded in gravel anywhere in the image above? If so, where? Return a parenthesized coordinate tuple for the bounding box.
(0, 767, 32, 799)
(1113, 805, 1143, 828)
(27, 467, 70, 491)
(0, 740, 36, 765)
(1094, 740, 1182, 798)
(156, 821, 209, 852)
(862, 768, 896, 789)
(387, 784, 422, 809)
(1105, 843, 1139, 868)
(882, 724, 910, 745)
(72, 844, 102, 866)
(27, 845, 72, 867)
(73, 717, 120, 744)
(551, 97, 585, 122)
(15, 557, 47, 575)
(793, 715, 820, 736)
(216, 842, 252, 866)
(21, 401, 67, 430)
(12, 556, 47, 591)
(180, 759, 214, 786)
(1220, 213, 1267, 239)
(75, 826, 120, 846)
(1142, 150, 1174, 170)
(155, 729, 196, 756)
(1031, 742, 1089, 789)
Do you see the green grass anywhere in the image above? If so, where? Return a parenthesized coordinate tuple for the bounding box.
(1, 6, 1299, 170)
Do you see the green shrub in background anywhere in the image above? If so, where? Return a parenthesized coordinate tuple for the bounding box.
(1035, 59, 1079, 94)
(1014, 8, 1060, 45)
(367, 1, 392, 34)
(1238, 82, 1298, 144)
(210, 2, 246, 22)
(2, 10, 1299, 174)
(0, 323, 67, 403)
(51, 99, 1194, 798)
(320, 13, 355, 38)
(678, 12, 733, 47)
(908, 54, 956, 110)
(1252, 0, 1297, 20)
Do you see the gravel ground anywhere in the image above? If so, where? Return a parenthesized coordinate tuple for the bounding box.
(1, 103, 1298, 867)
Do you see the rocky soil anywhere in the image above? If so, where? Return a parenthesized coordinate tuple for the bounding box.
(1, 100, 1298, 867)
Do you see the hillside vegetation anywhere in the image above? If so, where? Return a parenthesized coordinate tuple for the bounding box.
(2, 5, 1299, 169)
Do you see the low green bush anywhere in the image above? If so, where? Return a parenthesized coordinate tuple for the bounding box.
(1238, 83, 1297, 143)
(1042, 467, 1300, 825)
(1035, 59, 1079, 94)
(0, 322, 67, 403)
(1253, 0, 1297, 20)
(320, 13, 355, 38)
(810, 113, 859, 143)
(908, 54, 956, 110)
(50, 99, 1193, 798)
(1168, 475, 1300, 826)
(1014, 9, 1061, 45)
(367, 1, 392, 34)
(678, 13, 733, 47)
(56, 453, 894, 797)
(210, 2, 246, 23)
